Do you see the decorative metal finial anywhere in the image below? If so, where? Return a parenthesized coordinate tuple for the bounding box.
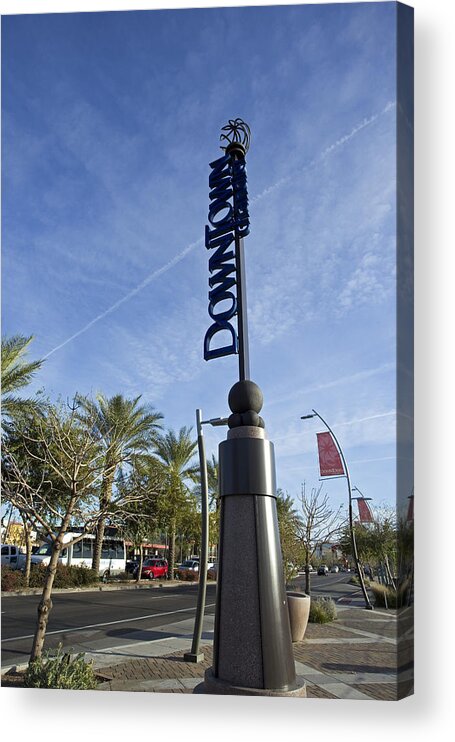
(220, 118, 251, 154)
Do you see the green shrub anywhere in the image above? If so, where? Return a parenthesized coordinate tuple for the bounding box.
(348, 575, 359, 586)
(369, 580, 410, 608)
(27, 564, 48, 587)
(24, 644, 98, 690)
(179, 570, 198, 581)
(28, 563, 92, 589)
(2, 564, 100, 591)
(348, 574, 371, 587)
(58, 565, 98, 587)
(1, 567, 26, 592)
(309, 597, 337, 623)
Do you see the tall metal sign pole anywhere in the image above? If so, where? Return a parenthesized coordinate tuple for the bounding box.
(196, 120, 306, 697)
(203, 118, 251, 380)
(223, 124, 251, 382)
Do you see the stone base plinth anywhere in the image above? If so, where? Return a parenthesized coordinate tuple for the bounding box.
(183, 652, 204, 663)
(193, 668, 307, 697)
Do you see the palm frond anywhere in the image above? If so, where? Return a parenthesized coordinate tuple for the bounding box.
(1, 335, 43, 394)
(1, 335, 44, 421)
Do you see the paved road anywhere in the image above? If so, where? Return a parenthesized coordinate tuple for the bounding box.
(1, 583, 216, 668)
(294, 571, 361, 600)
(1, 573, 360, 669)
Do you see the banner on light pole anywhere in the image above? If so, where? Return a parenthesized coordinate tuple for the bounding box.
(357, 498, 374, 523)
(316, 431, 345, 477)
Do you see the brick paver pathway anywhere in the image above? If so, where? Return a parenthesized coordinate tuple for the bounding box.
(96, 605, 413, 699)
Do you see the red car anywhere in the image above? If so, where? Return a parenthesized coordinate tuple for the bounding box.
(135, 558, 168, 580)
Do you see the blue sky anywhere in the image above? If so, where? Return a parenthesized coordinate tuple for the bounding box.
(2, 2, 406, 516)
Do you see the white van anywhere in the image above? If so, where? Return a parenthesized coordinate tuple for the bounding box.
(1, 544, 26, 569)
(31, 532, 126, 578)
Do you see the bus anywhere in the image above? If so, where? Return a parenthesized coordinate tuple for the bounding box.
(31, 531, 126, 578)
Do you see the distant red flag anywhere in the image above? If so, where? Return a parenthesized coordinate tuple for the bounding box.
(407, 495, 414, 522)
(316, 432, 344, 477)
(357, 498, 373, 523)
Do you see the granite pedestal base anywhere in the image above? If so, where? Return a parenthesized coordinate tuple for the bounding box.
(203, 422, 301, 696)
(194, 668, 307, 697)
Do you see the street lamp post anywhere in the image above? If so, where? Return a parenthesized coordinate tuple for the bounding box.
(352, 485, 373, 508)
(351, 486, 374, 525)
(351, 486, 374, 579)
(184, 410, 228, 663)
(351, 487, 374, 524)
(301, 409, 373, 610)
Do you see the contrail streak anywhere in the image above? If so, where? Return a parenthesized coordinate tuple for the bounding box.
(251, 101, 395, 205)
(337, 411, 396, 427)
(44, 102, 395, 358)
(43, 239, 201, 359)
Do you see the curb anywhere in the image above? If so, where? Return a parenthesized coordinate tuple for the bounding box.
(1, 579, 208, 598)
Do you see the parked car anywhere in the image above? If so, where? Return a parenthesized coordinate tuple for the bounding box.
(297, 564, 314, 575)
(126, 559, 139, 574)
(354, 566, 371, 577)
(317, 565, 329, 575)
(330, 565, 339, 573)
(134, 558, 168, 580)
(177, 559, 200, 577)
(207, 563, 218, 580)
(1, 544, 26, 570)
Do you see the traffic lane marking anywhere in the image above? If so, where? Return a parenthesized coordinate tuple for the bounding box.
(1, 588, 212, 635)
(310, 574, 356, 588)
(1, 603, 216, 643)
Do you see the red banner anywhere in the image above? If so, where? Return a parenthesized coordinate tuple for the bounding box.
(316, 432, 344, 477)
(357, 498, 373, 523)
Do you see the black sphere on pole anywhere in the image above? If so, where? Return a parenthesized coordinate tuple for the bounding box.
(228, 380, 265, 429)
(228, 380, 263, 414)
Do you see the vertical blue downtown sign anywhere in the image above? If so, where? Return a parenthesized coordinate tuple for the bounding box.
(203, 119, 251, 379)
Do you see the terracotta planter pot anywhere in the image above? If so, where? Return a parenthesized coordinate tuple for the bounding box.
(286, 592, 311, 642)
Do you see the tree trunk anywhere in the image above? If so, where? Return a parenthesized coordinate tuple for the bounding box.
(304, 560, 311, 595)
(23, 521, 32, 588)
(168, 520, 176, 580)
(19, 510, 33, 587)
(135, 545, 144, 583)
(29, 539, 62, 662)
(92, 468, 115, 573)
(92, 517, 106, 574)
(384, 555, 396, 588)
(29, 493, 77, 663)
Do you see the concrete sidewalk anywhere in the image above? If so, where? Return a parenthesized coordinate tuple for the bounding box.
(88, 604, 413, 700)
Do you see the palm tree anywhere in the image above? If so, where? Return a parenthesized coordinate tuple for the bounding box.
(153, 427, 199, 578)
(206, 454, 219, 511)
(192, 453, 220, 558)
(193, 453, 219, 511)
(1, 335, 43, 423)
(77, 393, 163, 573)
